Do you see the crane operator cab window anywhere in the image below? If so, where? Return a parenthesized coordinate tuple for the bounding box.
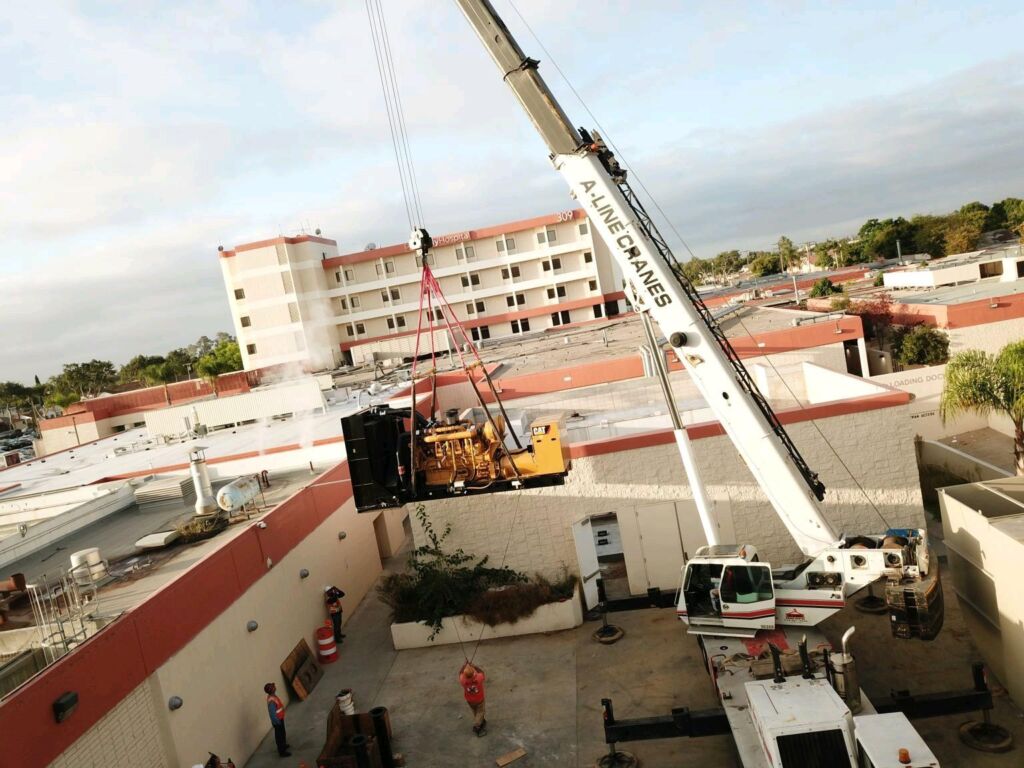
(683, 562, 723, 619)
(684, 563, 775, 631)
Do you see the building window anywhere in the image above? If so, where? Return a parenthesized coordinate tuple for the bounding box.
(397, 316, 407, 328)
(456, 244, 476, 262)
(579, 221, 589, 235)
(240, 316, 252, 328)
(471, 325, 490, 341)
(340, 297, 348, 310)
(506, 293, 525, 307)
(387, 317, 395, 330)
(551, 310, 571, 326)
(538, 226, 561, 245)
(495, 236, 516, 254)
(281, 273, 294, 293)
(584, 251, 593, 264)
(351, 295, 361, 308)
(246, 343, 257, 354)
(461, 272, 480, 288)
(542, 257, 562, 272)
(415, 253, 434, 267)
(346, 324, 355, 337)
(277, 248, 287, 265)
(510, 318, 530, 334)
(427, 308, 442, 322)
(593, 304, 604, 319)
(466, 302, 476, 315)
(344, 268, 355, 281)
(288, 303, 300, 323)
(356, 323, 366, 335)
(546, 286, 567, 299)
(375, 260, 396, 276)
(386, 316, 408, 330)
(588, 279, 598, 291)
(234, 288, 245, 300)
(335, 271, 342, 284)
(501, 265, 521, 280)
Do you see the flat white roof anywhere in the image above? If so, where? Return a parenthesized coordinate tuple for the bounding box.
(0, 386, 402, 500)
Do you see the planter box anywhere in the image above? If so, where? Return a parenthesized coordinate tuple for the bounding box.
(390, 587, 584, 650)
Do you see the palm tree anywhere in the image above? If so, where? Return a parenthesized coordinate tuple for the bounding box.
(940, 341, 1024, 475)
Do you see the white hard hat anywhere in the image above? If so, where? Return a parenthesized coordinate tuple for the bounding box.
(324, 585, 332, 592)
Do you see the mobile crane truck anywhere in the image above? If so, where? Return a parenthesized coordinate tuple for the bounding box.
(445, 2, 972, 766)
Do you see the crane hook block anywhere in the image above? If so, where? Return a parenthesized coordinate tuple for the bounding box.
(408, 228, 433, 256)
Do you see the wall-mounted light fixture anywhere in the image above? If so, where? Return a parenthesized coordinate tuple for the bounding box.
(53, 691, 78, 723)
(247, 620, 259, 633)
(299, 568, 310, 579)
(168, 696, 184, 711)
(338, 531, 348, 541)
(990, 301, 1000, 309)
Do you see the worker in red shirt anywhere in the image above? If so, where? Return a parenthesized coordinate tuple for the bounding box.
(460, 662, 487, 736)
(263, 682, 290, 757)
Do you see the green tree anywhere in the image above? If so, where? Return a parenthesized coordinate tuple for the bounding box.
(749, 252, 781, 277)
(777, 236, 797, 272)
(196, 340, 243, 382)
(119, 354, 166, 383)
(895, 325, 949, 367)
(940, 341, 1024, 475)
(809, 278, 842, 298)
(909, 214, 950, 257)
(49, 360, 117, 400)
(944, 209, 987, 254)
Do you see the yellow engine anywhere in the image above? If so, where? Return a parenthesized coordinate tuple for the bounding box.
(341, 405, 571, 511)
(417, 412, 569, 490)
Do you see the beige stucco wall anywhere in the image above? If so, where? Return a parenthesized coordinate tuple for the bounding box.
(940, 486, 1024, 701)
(414, 400, 925, 583)
(948, 316, 1024, 356)
(45, 493, 397, 768)
(152, 497, 383, 765)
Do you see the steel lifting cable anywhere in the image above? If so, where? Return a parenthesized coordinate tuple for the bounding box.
(407, 267, 532, 664)
(507, 0, 893, 533)
(730, 312, 894, 533)
(365, 0, 424, 229)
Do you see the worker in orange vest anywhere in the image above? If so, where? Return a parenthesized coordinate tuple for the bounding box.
(264, 682, 291, 758)
(460, 662, 487, 736)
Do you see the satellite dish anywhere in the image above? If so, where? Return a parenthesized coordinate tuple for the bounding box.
(365, 242, 377, 251)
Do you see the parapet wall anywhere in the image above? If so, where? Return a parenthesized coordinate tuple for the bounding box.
(414, 392, 924, 584)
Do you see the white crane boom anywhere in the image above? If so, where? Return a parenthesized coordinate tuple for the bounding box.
(454, 0, 837, 557)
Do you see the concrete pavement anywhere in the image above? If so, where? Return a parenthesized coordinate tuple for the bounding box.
(246, 556, 1023, 768)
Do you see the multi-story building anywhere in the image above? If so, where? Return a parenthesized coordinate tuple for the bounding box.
(219, 209, 625, 370)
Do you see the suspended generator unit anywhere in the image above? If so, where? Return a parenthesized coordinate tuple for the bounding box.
(342, 405, 571, 512)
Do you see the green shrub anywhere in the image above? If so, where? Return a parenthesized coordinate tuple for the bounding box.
(809, 277, 842, 298)
(895, 324, 949, 366)
(378, 505, 562, 638)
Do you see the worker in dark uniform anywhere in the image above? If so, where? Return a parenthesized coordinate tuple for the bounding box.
(324, 585, 346, 643)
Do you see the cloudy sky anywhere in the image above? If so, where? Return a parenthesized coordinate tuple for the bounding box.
(2, 1, 1022, 384)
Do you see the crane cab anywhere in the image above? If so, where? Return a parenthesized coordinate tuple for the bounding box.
(678, 545, 776, 637)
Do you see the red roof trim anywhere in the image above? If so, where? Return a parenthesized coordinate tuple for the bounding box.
(324, 209, 586, 268)
(220, 234, 338, 258)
